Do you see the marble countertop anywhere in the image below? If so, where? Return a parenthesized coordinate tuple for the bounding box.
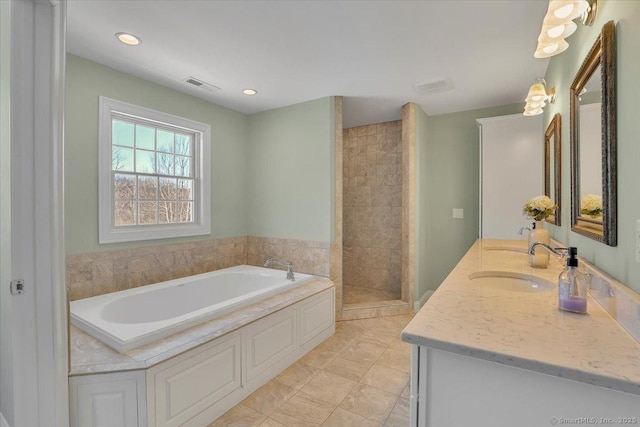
(70, 277, 334, 376)
(402, 239, 640, 396)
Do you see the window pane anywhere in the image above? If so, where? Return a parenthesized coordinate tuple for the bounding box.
(112, 147, 134, 172)
(114, 174, 136, 199)
(177, 179, 193, 200)
(175, 156, 191, 177)
(159, 201, 177, 224)
(177, 201, 193, 223)
(138, 176, 157, 200)
(175, 134, 191, 155)
(112, 120, 134, 147)
(159, 177, 177, 201)
(138, 201, 158, 224)
(135, 125, 155, 150)
(157, 130, 174, 153)
(114, 201, 136, 226)
(136, 149, 156, 173)
(157, 153, 174, 176)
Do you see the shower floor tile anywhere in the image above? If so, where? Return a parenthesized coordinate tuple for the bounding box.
(343, 285, 400, 304)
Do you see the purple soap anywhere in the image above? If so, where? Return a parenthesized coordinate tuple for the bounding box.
(559, 296, 587, 314)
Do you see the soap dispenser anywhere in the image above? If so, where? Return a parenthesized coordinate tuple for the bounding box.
(558, 247, 588, 314)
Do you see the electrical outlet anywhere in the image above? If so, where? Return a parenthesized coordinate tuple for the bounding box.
(636, 220, 640, 263)
(453, 208, 464, 219)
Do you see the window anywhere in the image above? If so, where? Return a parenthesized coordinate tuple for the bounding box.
(99, 97, 210, 243)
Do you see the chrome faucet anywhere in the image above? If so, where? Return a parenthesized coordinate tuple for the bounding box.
(264, 258, 295, 281)
(527, 242, 568, 257)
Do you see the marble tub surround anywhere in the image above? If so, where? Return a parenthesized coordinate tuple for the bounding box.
(402, 239, 640, 396)
(246, 236, 330, 277)
(66, 236, 247, 301)
(70, 277, 334, 375)
(343, 121, 403, 301)
(67, 236, 331, 301)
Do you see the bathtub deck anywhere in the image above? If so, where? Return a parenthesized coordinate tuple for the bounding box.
(70, 277, 335, 375)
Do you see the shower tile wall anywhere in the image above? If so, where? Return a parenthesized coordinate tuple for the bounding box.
(343, 121, 402, 301)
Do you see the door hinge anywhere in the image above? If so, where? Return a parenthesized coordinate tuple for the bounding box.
(10, 279, 24, 295)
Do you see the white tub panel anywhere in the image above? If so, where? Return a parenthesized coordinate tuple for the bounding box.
(244, 306, 297, 382)
(153, 334, 241, 427)
(299, 291, 335, 345)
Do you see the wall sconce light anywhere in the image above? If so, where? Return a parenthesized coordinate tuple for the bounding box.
(523, 79, 556, 116)
(534, 0, 597, 58)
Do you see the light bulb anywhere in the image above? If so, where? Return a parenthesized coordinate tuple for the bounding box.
(554, 4, 575, 19)
(547, 25, 566, 38)
(523, 108, 544, 117)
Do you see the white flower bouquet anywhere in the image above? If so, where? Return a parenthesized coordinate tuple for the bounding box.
(523, 195, 556, 221)
(581, 194, 603, 218)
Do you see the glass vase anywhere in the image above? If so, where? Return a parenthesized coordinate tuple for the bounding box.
(528, 220, 550, 268)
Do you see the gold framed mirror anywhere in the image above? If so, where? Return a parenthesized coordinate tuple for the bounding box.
(545, 113, 561, 226)
(570, 20, 616, 246)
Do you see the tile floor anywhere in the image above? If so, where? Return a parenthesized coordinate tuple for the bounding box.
(343, 285, 401, 304)
(210, 314, 414, 427)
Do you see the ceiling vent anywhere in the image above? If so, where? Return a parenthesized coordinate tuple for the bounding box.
(183, 77, 221, 92)
(414, 78, 454, 95)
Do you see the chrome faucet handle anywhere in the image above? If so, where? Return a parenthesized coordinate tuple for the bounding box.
(286, 263, 295, 282)
(518, 226, 532, 236)
(553, 247, 569, 255)
(264, 258, 296, 282)
(551, 246, 569, 265)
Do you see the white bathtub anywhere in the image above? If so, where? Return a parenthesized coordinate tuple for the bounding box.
(70, 265, 314, 353)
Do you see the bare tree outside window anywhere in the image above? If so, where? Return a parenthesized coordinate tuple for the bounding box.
(112, 118, 195, 227)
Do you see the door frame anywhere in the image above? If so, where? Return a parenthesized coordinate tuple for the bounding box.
(2, 0, 68, 426)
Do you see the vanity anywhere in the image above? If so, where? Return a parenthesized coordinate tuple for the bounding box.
(402, 239, 640, 427)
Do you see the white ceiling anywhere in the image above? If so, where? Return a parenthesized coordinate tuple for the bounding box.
(66, 0, 550, 128)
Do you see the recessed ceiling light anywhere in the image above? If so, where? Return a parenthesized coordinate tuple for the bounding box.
(116, 32, 141, 46)
(242, 89, 257, 96)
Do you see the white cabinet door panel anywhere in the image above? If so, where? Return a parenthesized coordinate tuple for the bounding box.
(70, 371, 146, 427)
(152, 334, 241, 427)
(244, 306, 297, 382)
(299, 289, 335, 346)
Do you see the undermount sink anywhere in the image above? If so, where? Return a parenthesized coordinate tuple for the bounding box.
(468, 271, 555, 293)
(483, 246, 528, 254)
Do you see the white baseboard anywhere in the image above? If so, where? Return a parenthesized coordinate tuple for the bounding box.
(414, 290, 434, 312)
(1, 411, 10, 427)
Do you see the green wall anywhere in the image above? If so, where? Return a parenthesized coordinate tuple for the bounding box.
(65, 54, 249, 255)
(247, 97, 334, 242)
(544, 1, 640, 293)
(66, 55, 335, 255)
(414, 102, 523, 304)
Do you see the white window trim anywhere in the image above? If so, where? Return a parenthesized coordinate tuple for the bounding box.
(98, 96, 211, 244)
